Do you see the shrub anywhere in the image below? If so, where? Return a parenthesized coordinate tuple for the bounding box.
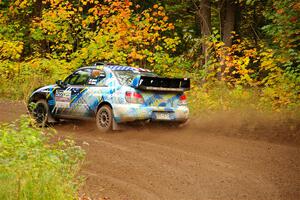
(188, 82, 300, 115)
(0, 59, 76, 100)
(0, 116, 85, 200)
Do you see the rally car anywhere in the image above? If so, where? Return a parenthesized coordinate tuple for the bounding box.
(28, 63, 190, 132)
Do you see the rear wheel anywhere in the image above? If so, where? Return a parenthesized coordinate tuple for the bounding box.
(32, 99, 49, 127)
(96, 105, 113, 133)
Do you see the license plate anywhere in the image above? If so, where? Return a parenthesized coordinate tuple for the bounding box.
(155, 112, 170, 120)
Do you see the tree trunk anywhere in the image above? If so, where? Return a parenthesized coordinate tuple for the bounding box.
(32, 0, 43, 18)
(218, 0, 226, 39)
(197, 0, 211, 36)
(31, 0, 48, 55)
(196, 0, 211, 64)
(222, 0, 236, 47)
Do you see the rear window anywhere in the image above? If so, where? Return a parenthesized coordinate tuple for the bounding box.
(113, 70, 158, 85)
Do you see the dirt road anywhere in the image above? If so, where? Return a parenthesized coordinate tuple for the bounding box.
(1, 101, 300, 200)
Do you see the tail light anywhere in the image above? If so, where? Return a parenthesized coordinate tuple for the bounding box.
(125, 91, 144, 104)
(179, 94, 187, 105)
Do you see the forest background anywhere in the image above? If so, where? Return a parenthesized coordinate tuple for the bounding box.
(0, 0, 299, 113)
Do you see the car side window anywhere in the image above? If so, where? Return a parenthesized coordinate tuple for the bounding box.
(64, 69, 91, 85)
(68, 74, 80, 85)
(76, 70, 90, 85)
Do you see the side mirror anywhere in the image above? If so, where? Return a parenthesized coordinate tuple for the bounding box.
(56, 80, 66, 88)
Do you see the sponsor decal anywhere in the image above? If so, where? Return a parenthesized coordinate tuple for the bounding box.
(55, 90, 71, 108)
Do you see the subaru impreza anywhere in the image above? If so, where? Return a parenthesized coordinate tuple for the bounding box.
(28, 63, 190, 132)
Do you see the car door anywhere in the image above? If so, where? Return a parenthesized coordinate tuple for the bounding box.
(83, 69, 108, 117)
(54, 69, 91, 118)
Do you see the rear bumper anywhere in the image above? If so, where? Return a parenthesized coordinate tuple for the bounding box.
(112, 104, 189, 123)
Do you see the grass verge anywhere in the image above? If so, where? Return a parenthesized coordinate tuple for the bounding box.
(0, 116, 85, 200)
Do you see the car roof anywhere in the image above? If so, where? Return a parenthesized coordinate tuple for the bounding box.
(78, 65, 152, 73)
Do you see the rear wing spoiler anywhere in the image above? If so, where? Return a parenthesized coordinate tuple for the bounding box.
(131, 76, 190, 92)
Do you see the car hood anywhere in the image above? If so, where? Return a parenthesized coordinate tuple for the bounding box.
(32, 84, 57, 94)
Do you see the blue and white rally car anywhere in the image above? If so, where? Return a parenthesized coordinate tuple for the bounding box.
(28, 63, 190, 132)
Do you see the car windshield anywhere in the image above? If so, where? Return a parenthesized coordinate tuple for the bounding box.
(113, 70, 158, 85)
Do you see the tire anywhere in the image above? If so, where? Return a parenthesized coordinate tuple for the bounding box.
(32, 99, 49, 127)
(96, 105, 113, 133)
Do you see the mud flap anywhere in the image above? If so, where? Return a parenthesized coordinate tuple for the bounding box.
(112, 118, 125, 131)
(47, 114, 58, 123)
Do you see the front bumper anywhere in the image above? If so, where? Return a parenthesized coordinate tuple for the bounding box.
(113, 104, 189, 123)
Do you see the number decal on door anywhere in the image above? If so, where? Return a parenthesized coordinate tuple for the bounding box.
(55, 90, 71, 108)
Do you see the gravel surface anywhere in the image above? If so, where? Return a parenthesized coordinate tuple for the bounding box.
(1, 102, 299, 200)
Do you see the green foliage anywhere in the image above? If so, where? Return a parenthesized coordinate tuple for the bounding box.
(71, 1, 180, 68)
(187, 31, 300, 112)
(0, 116, 85, 200)
(0, 0, 187, 100)
(188, 82, 300, 115)
(262, 0, 300, 72)
(0, 59, 76, 100)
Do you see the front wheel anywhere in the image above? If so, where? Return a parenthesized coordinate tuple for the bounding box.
(96, 105, 113, 133)
(32, 99, 49, 127)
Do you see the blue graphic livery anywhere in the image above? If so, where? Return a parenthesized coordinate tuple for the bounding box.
(28, 64, 190, 132)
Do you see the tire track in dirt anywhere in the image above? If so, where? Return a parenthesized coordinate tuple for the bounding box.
(68, 128, 299, 200)
(98, 139, 266, 199)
